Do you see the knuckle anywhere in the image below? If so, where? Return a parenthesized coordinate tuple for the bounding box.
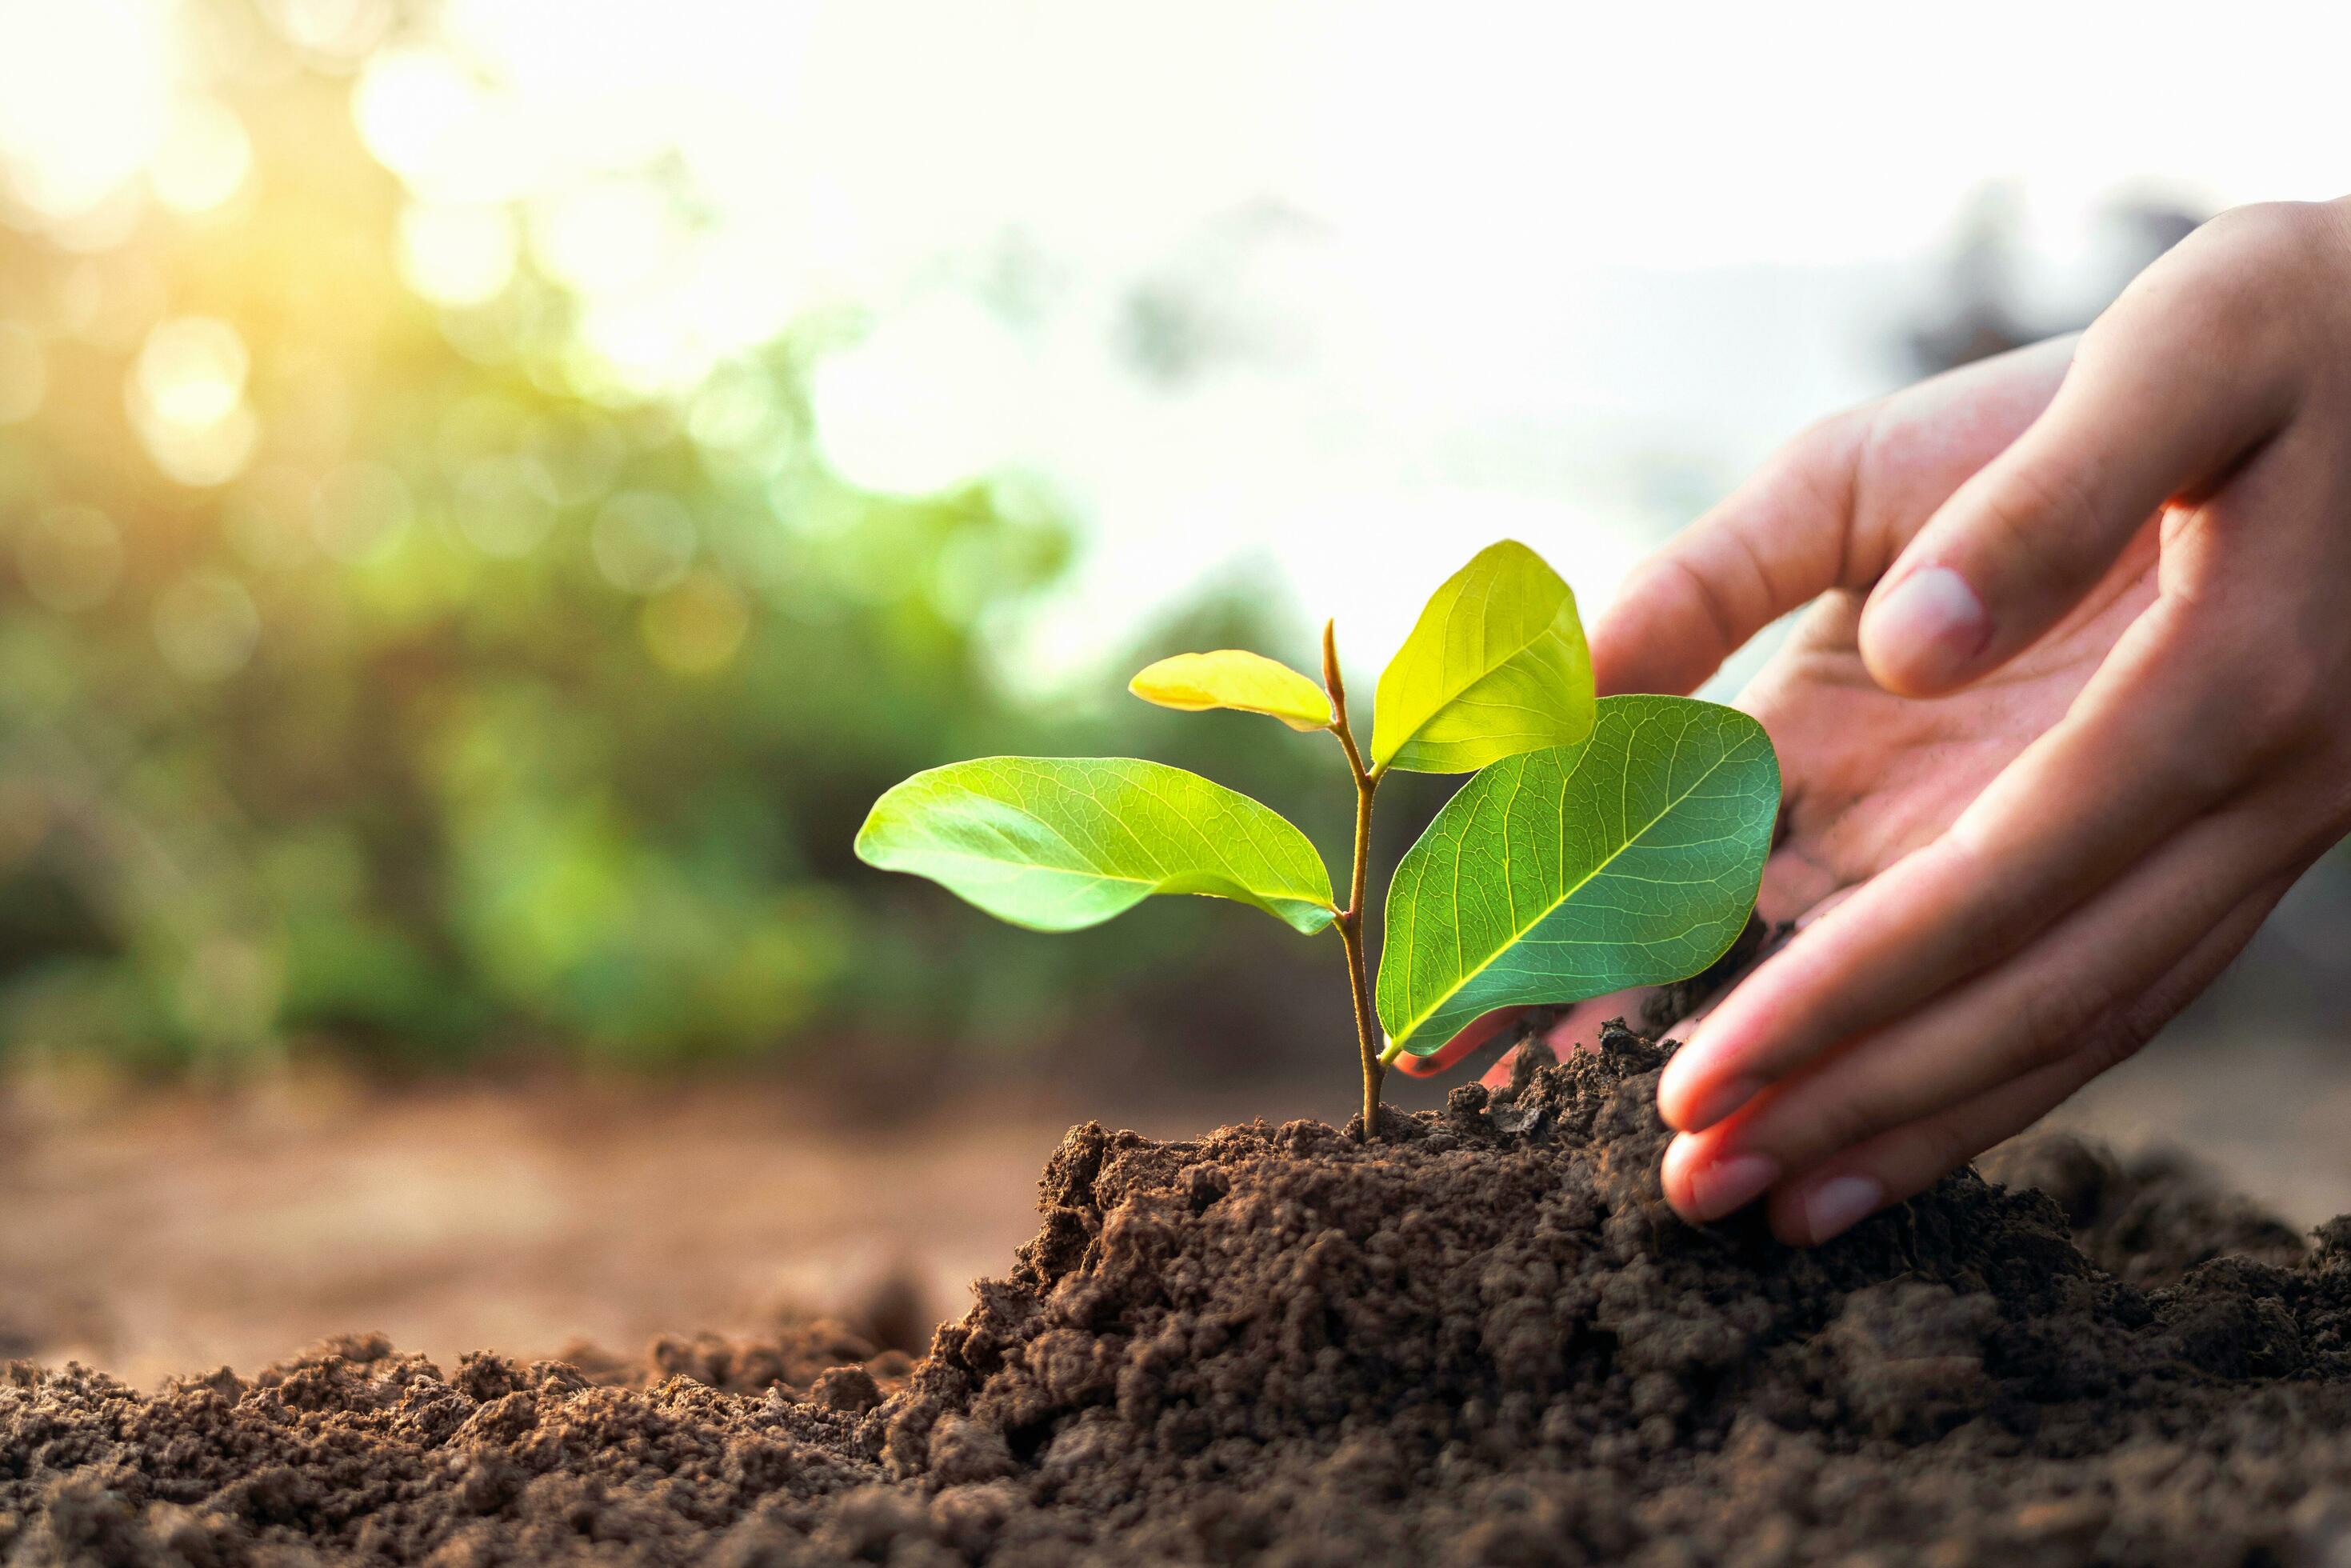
(2086, 242, 2254, 368)
(1957, 459, 2106, 599)
(2108, 202, 2325, 363)
(1787, 1085, 1885, 1166)
(1653, 553, 1747, 664)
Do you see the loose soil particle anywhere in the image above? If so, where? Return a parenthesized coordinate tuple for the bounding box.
(7, 1025, 2351, 1566)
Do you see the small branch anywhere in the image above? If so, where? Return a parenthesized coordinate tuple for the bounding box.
(1323, 619, 1385, 1140)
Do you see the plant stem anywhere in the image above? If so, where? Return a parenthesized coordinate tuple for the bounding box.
(1322, 620, 1384, 1141)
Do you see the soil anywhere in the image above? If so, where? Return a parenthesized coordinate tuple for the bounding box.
(8, 1025, 2351, 1566)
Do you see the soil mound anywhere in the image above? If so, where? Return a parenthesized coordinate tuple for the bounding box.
(8, 1025, 2351, 1565)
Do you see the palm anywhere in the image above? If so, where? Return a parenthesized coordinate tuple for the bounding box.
(1741, 530, 2156, 926)
(1489, 534, 2155, 1088)
(1429, 336, 2149, 1084)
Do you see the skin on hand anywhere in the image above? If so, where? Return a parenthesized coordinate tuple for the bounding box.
(1422, 197, 2351, 1244)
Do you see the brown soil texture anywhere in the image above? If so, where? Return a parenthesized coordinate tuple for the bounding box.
(8, 1026, 2351, 1566)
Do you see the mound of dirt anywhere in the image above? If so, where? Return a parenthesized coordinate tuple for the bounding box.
(7, 1025, 2351, 1566)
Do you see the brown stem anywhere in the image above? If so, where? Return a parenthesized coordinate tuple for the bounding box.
(1323, 620, 1384, 1140)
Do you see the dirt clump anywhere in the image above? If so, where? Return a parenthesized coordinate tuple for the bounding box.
(8, 1023, 2351, 1565)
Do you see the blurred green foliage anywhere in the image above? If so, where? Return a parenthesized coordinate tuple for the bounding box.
(0, 32, 1337, 1080)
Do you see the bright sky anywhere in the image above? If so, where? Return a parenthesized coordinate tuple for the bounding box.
(5, 0, 2349, 679)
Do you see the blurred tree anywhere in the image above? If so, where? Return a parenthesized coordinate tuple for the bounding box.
(0, 3, 1329, 1086)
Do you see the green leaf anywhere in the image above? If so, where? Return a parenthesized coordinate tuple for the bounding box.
(1130, 650, 1333, 731)
(1377, 695, 1779, 1054)
(856, 757, 1336, 935)
(1369, 539, 1596, 774)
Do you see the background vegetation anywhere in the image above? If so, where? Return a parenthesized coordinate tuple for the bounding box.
(0, 6, 1378, 1087)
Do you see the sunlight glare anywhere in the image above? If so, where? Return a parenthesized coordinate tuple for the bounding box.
(810, 296, 1033, 497)
(134, 318, 249, 428)
(129, 318, 259, 486)
(150, 99, 254, 215)
(353, 45, 536, 206)
(0, 0, 173, 221)
(398, 202, 520, 306)
(527, 179, 674, 299)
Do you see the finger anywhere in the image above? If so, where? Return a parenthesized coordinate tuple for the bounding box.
(1406, 987, 1681, 1093)
(1859, 227, 2301, 697)
(1661, 802, 2293, 1220)
(1392, 1006, 1529, 1078)
(1591, 337, 2077, 698)
(1509, 990, 1649, 1081)
(1544, 992, 1645, 1047)
(1656, 594, 2243, 1135)
(1759, 873, 2292, 1246)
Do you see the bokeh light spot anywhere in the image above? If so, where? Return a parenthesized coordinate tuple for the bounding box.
(310, 461, 413, 562)
(642, 569, 748, 674)
(150, 99, 252, 214)
(809, 296, 1031, 497)
(16, 505, 124, 611)
(224, 466, 322, 570)
(452, 454, 558, 557)
(529, 178, 674, 300)
(134, 316, 248, 428)
(591, 490, 697, 594)
(154, 570, 262, 680)
(687, 364, 788, 454)
(0, 0, 170, 222)
(128, 317, 258, 485)
(398, 202, 518, 306)
(133, 402, 259, 486)
(526, 412, 626, 505)
(0, 323, 45, 423)
(262, 0, 392, 62)
(354, 42, 534, 206)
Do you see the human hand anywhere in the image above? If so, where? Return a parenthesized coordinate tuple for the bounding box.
(1414, 198, 2351, 1246)
(1391, 332, 2123, 1082)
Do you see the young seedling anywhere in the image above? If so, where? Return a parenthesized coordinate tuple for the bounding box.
(855, 540, 1780, 1138)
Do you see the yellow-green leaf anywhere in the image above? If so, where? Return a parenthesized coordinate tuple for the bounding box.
(1369, 539, 1596, 774)
(1130, 650, 1333, 732)
(855, 757, 1335, 934)
(1377, 695, 1779, 1053)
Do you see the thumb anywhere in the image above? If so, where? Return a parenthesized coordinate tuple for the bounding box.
(1858, 246, 2297, 696)
(1589, 335, 2077, 700)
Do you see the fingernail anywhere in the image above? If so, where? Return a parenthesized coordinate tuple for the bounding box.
(1868, 566, 1990, 686)
(1677, 1073, 1765, 1133)
(1799, 1174, 1884, 1244)
(1680, 1150, 1778, 1222)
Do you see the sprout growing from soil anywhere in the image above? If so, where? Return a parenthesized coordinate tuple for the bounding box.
(855, 540, 1780, 1137)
